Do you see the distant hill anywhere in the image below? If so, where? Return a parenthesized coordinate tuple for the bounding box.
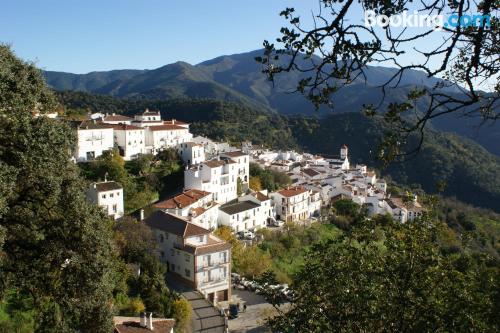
(57, 92, 500, 212)
(44, 49, 500, 156)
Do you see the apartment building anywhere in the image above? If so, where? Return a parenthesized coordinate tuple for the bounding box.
(145, 211, 231, 304)
(184, 159, 238, 204)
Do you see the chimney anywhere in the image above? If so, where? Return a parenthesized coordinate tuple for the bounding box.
(112, 113, 116, 116)
(140, 209, 145, 221)
(140, 312, 147, 328)
(146, 312, 153, 330)
(172, 119, 176, 124)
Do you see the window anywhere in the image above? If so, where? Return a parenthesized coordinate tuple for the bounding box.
(102, 194, 106, 199)
(170, 249, 174, 256)
(185, 269, 190, 277)
(110, 193, 114, 198)
(112, 204, 117, 213)
(198, 236, 204, 242)
(160, 251, 165, 258)
(116, 192, 120, 196)
(159, 234, 164, 243)
(185, 254, 190, 262)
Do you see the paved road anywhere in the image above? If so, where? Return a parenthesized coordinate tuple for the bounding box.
(183, 291, 227, 333)
(165, 273, 227, 333)
(228, 289, 277, 333)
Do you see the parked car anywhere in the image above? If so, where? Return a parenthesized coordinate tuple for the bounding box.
(229, 303, 239, 319)
(273, 219, 285, 227)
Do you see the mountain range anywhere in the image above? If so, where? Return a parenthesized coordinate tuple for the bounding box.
(44, 49, 499, 156)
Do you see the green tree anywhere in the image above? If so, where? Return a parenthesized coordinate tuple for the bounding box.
(263, 216, 499, 332)
(237, 178, 243, 196)
(0, 45, 117, 332)
(171, 298, 192, 333)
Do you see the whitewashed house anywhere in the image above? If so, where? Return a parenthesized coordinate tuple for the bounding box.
(270, 186, 312, 223)
(86, 181, 124, 220)
(387, 196, 424, 223)
(74, 120, 114, 162)
(184, 159, 238, 204)
(179, 142, 206, 165)
(218, 191, 273, 232)
(221, 151, 249, 189)
(145, 123, 193, 154)
(145, 211, 231, 304)
(109, 124, 146, 161)
(154, 189, 219, 231)
(101, 114, 133, 125)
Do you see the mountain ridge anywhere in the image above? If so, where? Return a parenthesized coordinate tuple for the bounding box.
(43, 49, 500, 156)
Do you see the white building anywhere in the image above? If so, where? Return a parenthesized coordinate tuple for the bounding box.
(101, 114, 133, 125)
(154, 189, 219, 231)
(218, 191, 274, 232)
(179, 142, 206, 166)
(86, 181, 124, 219)
(109, 124, 146, 161)
(145, 123, 193, 154)
(270, 186, 317, 223)
(184, 159, 238, 204)
(221, 151, 249, 190)
(387, 196, 424, 223)
(145, 211, 231, 304)
(74, 120, 114, 162)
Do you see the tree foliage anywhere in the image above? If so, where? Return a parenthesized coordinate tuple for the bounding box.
(0, 45, 116, 331)
(263, 215, 499, 332)
(257, 0, 499, 161)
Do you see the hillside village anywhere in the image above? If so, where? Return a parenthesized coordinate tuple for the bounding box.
(76, 109, 425, 306)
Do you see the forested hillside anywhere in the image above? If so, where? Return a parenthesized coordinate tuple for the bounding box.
(45, 49, 500, 156)
(57, 91, 500, 213)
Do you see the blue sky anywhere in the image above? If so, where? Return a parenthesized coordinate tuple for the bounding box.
(1, 0, 318, 73)
(1, 0, 476, 83)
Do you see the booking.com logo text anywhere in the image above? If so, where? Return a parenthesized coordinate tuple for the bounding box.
(365, 10, 491, 30)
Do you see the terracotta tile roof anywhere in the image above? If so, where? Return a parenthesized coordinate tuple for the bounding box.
(106, 123, 144, 131)
(190, 206, 206, 216)
(252, 192, 270, 201)
(277, 186, 309, 197)
(203, 159, 235, 168)
(103, 114, 133, 122)
(302, 168, 320, 177)
(93, 181, 122, 192)
(188, 234, 231, 255)
(149, 124, 187, 131)
(145, 211, 209, 237)
(163, 119, 189, 126)
(154, 189, 211, 209)
(222, 150, 247, 158)
(75, 120, 113, 130)
(114, 317, 175, 333)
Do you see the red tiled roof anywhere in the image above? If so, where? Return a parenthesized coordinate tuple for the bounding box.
(103, 115, 133, 122)
(149, 124, 187, 131)
(252, 192, 270, 201)
(164, 119, 189, 125)
(222, 150, 247, 158)
(106, 123, 144, 131)
(145, 211, 209, 237)
(277, 186, 309, 197)
(154, 189, 211, 209)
